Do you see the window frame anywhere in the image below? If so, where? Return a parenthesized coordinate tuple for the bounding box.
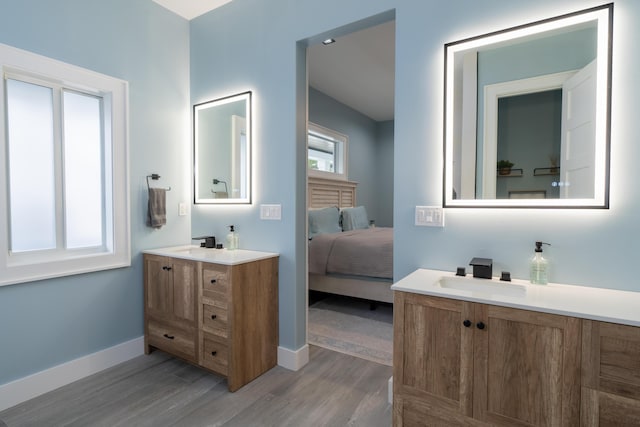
(0, 43, 130, 287)
(307, 122, 348, 181)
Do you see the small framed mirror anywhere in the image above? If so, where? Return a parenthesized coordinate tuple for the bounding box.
(194, 91, 251, 204)
(443, 4, 612, 208)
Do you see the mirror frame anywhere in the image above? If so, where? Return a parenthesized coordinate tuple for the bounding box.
(443, 4, 612, 208)
(193, 91, 252, 204)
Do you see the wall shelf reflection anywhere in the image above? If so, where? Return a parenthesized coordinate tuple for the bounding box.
(534, 167, 560, 176)
(497, 168, 523, 177)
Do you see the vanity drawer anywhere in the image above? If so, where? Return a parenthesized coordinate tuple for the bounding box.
(202, 333, 228, 375)
(202, 304, 228, 337)
(202, 265, 229, 299)
(147, 319, 196, 363)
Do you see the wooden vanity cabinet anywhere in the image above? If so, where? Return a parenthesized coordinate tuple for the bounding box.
(392, 292, 474, 425)
(199, 257, 279, 392)
(144, 253, 278, 392)
(393, 292, 581, 426)
(581, 320, 640, 426)
(473, 303, 581, 426)
(144, 255, 198, 363)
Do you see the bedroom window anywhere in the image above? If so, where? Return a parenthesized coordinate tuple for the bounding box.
(308, 122, 348, 180)
(0, 43, 130, 286)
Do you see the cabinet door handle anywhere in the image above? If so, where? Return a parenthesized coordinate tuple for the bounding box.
(463, 319, 472, 328)
(163, 333, 175, 340)
(165, 266, 172, 271)
(211, 314, 217, 320)
(210, 279, 217, 284)
(476, 322, 486, 330)
(211, 351, 217, 357)
(162, 266, 172, 271)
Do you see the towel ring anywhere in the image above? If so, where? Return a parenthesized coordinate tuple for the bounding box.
(146, 174, 171, 191)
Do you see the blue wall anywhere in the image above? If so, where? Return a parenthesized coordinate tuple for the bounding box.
(191, 0, 640, 354)
(376, 120, 395, 227)
(496, 90, 562, 199)
(3, 0, 640, 387)
(0, 0, 190, 385)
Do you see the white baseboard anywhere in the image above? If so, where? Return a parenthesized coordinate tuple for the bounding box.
(0, 336, 144, 412)
(277, 344, 309, 371)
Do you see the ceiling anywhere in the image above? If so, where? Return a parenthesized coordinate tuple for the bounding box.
(151, 0, 232, 20)
(308, 20, 395, 122)
(153, 0, 395, 122)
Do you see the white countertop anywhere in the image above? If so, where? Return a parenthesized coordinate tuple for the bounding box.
(143, 245, 278, 265)
(391, 268, 640, 327)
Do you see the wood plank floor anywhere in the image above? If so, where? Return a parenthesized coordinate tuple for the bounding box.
(0, 345, 392, 426)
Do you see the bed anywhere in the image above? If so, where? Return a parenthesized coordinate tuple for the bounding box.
(308, 177, 393, 304)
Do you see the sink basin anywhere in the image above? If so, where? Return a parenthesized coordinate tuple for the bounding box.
(436, 276, 526, 297)
(171, 247, 223, 258)
(173, 248, 208, 255)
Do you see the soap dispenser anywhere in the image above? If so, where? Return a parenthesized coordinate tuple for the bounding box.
(226, 225, 239, 251)
(530, 241, 550, 285)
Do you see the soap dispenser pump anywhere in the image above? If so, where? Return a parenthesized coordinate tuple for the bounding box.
(226, 225, 238, 251)
(530, 241, 550, 285)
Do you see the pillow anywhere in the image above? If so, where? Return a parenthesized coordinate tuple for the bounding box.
(341, 206, 369, 231)
(308, 207, 341, 238)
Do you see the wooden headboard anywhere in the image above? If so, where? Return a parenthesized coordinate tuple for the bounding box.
(308, 177, 357, 209)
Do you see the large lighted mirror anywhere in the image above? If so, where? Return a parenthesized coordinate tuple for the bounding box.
(444, 4, 612, 208)
(194, 91, 251, 204)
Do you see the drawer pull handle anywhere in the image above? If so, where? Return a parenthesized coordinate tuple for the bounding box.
(211, 314, 217, 320)
(476, 322, 486, 330)
(163, 333, 175, 340)
(463, 319, 472, 328)
(211, 351, 217, 356)
(210, 279, 217, 284)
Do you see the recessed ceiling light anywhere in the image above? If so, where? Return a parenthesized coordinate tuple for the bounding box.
(322, 38, 336, 45)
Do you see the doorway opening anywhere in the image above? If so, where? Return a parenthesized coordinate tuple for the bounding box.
(304, 14, 396, 366)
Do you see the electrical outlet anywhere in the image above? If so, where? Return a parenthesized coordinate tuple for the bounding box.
(260, 204, 281, 220)
(178, 202, 187, 216)
(415, 206, 445, 227)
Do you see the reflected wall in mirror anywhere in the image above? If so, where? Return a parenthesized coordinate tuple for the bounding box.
(444, 4, 612, 208)
(194, 91, 251, 204)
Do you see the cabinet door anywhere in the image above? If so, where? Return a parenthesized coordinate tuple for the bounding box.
(393, 292, 474, 419)
(473, 304, 581, 426)
(144, 255, 197, 324)
(170, 258, 197, 323)
(581, 320, 640, 426)
(145, 255, 172, 316)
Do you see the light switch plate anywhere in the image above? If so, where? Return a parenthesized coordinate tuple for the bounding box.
(260, 204, 281, 220)
(178, 202, 187, 216)
(415, 206, 445, 227)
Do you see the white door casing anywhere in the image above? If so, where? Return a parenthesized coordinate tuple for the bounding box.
(560, 59, 597, 199)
